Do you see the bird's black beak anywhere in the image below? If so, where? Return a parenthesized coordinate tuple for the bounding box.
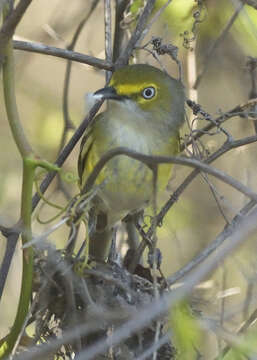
(94, 87, 126, 101)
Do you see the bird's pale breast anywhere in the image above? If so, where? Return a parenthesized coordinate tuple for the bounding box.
(80, 102, 179, 225)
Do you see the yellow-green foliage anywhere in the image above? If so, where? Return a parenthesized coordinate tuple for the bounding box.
(156, 0, 196, 35)
(169, 300, 201, 360)
(222, 327, 257, 359)
(156, 0, 257, 54)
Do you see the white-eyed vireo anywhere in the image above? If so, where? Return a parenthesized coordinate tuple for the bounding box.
(78, 64, 185, 261)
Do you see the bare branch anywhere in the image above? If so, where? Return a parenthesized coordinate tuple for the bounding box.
(82, 146, 257, 203)
(155, 134, 257, 233)
(13, 40, 113, 70)
(166, 199, 256, 286)
(56, 209, 257, 360)
(62, 0, 101, 139)
(0, 0, 33, 60)
(116, 0, 157, 67)
(136, 0, 172, 47)
(104, 0, 112, 82)
(182, 97, 257, 151)
(0, 227, 19, 300)
(218, 306, 257, 358)
(31, 98, 104, 212)
(129, 135, 257, 271)
(135, 333, 170, 360)
(14, 207, 257, 360)
(113, 0, 128, 61)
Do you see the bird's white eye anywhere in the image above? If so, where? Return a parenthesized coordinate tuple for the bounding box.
(142, 86, 156, 99)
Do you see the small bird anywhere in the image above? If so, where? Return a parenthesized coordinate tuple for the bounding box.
(78, 64, 185, 261)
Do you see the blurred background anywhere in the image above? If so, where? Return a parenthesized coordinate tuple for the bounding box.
(0, 0, 257, 358)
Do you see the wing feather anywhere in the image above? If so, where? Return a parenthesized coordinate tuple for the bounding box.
(78, 128, 94, 188)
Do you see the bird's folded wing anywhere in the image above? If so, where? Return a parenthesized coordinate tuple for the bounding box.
(78, 127, 94, 189)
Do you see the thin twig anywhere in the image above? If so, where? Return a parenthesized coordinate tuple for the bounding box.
(167, 198, 257, 286)
(0, 228, 19, 300)
(116, 0, 157, 67)
(130, 135, 257, 269)
(201, 172, 231, 224)
(154, 134, 257, 233)
(0, 4, 58, 354)
(3, 38, 33, 157)
(220, 264, 227, 328)
(62, 0, 100, 146)
(104, 0, 112, 82)
(82, 146, 257, 203)
(0, 0, 33, 61)
(31, 98, 104, 212)
(193, 1, 244, 89)
(113, 0, 128, 62)
(0, 99, 103, 309)
(135, 333, 170, 360)
(56, 0, 101, 199)
(13, 40, 113, 70)
(182, 97, 257, 151)
(151, 166, 160, 360)
(60, 208, 257, 360)
(246, 57, 257, 132)
(13, 207, 257, 360)
(136, 0, 173, 47)
(217, 306, 257, 359)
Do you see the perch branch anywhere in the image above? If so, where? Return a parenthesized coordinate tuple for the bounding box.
(13, 40, 113, 70)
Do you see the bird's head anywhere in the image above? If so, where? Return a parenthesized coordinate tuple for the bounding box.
(94, 64, 185, 128)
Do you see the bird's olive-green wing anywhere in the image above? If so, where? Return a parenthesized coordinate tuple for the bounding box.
(78, 127, 94, 189)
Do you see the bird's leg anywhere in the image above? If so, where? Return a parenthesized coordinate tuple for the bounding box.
(89, 210, 113, 262)
(108, 226, 118, 262)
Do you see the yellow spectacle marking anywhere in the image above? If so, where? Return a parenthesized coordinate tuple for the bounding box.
(111, 83, 158, 96)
